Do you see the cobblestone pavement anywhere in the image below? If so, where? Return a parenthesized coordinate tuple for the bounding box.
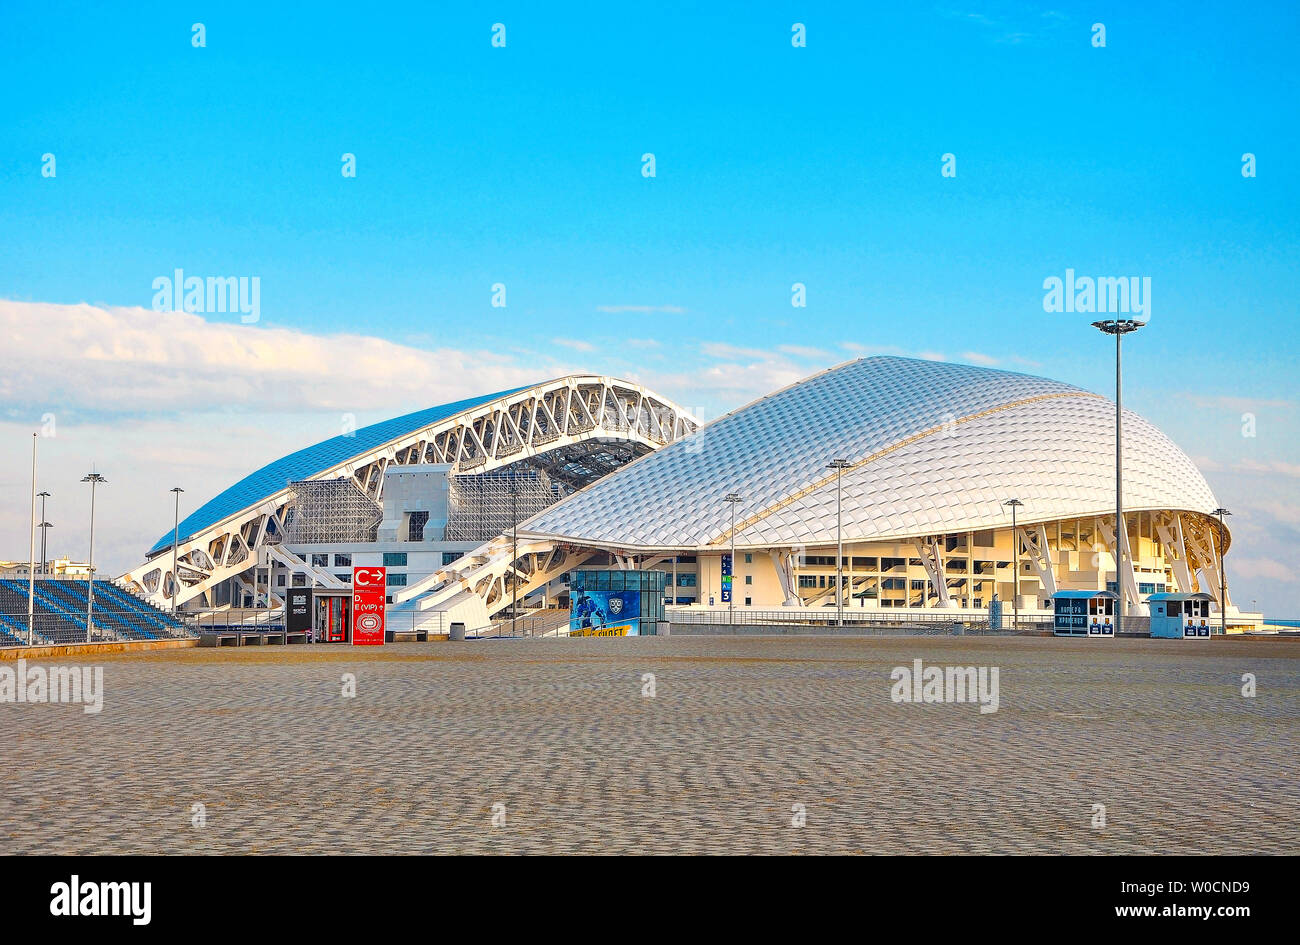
(2, 635, 1297, 854)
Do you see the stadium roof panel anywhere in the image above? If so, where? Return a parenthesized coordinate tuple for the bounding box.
(148, 386, 531, 554)
(519, 357, 1219, 550)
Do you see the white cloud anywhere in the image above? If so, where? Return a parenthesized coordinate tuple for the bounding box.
(700, 342, 776, 361)
(840, 342, 905, 356)
(1185, 394, 1297, 412)
(1234, 458, 1300, 479)
(553, 337, 597, 353)
(0, 299, 555, 415)
(637, 360, 805, 407)
(1230, 558, 1298, 585)
(776, 344, 832, 360)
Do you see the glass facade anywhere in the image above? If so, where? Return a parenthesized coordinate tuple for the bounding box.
(570, 569, 666, 633)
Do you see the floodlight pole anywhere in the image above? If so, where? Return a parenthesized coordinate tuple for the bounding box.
(1213, 508, 1231, 635)
(1004, 499, 1023, 632)
(1093, 319, 1143, 635)
(170, 487, 185, 614)
(37, 492, 50, 577)
(82, 471, 107, 643)
(511, 476, 519, 638)
(724, 493, 742, 626)
(828, 459, 851, 628)
(27, 434, 37, 645)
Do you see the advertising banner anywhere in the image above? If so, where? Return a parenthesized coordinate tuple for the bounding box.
(351, 566, 386, 645)
(286, 587, 313, 633)
(570, 587, 642, 636)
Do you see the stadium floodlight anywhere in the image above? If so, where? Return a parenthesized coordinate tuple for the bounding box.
(37, 492, 51, 576)
(1212, 508, 1232, 635)
(81, 471, 107, 643)
(723, 493, 743, 626)
(1004, 499, 1023, 631)
(170, 487, 185, 614)
(1093, 318, 1144, 635)
(827, 459, 852, 628)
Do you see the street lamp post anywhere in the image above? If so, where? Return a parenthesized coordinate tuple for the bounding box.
(170, 487, 185, 614)
(724, 493, 742, 627)
(82, 471, 107, 643)
(1212, 507, 1232, 636)
(37, 491, 50, 576)
(827, 459, 851, 628)
(1092, 318, 1144, 635)
(37, 521, 52, 580)
(511, 476, 519, 638)
(27, 434, 37, 646)
(1004, 499, 1023, 632)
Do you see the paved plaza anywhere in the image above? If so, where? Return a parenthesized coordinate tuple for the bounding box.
(2, 634, 1297, 855)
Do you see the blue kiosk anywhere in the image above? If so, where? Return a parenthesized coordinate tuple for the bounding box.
(1148, 592, 1214, 639)
(1051, 590, 1117, 638)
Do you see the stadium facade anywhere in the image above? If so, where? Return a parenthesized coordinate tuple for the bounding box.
(121, 376, 698, 621)
(123, 357, 1240, 631)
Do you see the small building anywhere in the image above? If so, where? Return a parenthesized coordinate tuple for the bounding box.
(1051, 589, 1117, 638)
(1148, 592, 1214, 639)
(569, 569, 666, 636)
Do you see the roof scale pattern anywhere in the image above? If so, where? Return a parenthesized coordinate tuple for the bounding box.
(521, 357, 1218, 550)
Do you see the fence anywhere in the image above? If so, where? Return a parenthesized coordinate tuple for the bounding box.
(481, 609, 572, 638)
(0, 577, 196, 648)
(666, 607, 1055, 634)
(186, 609, 285, 633)
(183, 607, 572, 640)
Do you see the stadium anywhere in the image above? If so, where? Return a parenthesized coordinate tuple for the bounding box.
(118, 356, 1243, 635)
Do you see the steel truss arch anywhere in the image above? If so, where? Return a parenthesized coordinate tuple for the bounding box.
(122, 375, 697, 609)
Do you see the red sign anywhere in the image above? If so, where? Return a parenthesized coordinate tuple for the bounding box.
(351, 566, 386, 645)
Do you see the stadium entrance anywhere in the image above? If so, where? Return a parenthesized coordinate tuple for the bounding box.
(314, 591, 351, 643)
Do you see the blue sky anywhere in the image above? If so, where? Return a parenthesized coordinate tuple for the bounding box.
(1, 1, 1297, 612)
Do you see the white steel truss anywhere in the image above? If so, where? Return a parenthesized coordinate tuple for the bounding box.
(392, 534, 592, 622)
(123, 375, 697, 609)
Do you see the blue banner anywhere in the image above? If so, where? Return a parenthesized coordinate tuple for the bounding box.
(570, 588, 644, 636)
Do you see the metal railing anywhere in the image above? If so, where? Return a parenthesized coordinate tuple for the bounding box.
(480, 609, 571, 638)
(186, 609, 285, 633)
(667, 606, 1054, 634)
(0, 611, 196, 647)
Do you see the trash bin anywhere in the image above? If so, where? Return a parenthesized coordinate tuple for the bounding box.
(449, 621, 466, 642)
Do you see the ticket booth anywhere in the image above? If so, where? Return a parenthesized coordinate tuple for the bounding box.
(1051, 590, 1116, 638)
(314, 590, 352, 643)
(1148, 592, 1213, 639)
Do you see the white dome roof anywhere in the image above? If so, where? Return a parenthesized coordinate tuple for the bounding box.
(520, 357, 1218, 550)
